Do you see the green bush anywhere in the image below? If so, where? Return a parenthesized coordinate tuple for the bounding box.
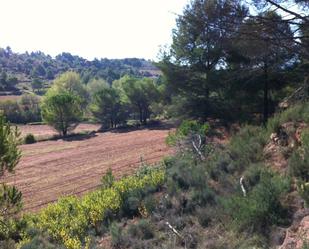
(24, 134, 36, 144)
(110, 223, 125, 248)
(0, 239, 16, 249)
(24, 169, 165, 249)
(288, 130, 309, 206)
(266, 102, 309, 134)
(127, 219, 155, 240)
(196, 208, 212, 228)
(223, 170, 290, 233)
(20, 233, 64, 249)
(166, 120, 209, 146)
(101, 168, 114, 189)
(229, 125, 267, 171)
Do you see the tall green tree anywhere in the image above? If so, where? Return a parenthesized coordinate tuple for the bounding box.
(0, 114, 21, 175)
(41, 92, 83, 136)
(90, 87, 127, 129)
(158, 0, 248, 120)
(50, 71, 88, 103)
(231, 12, 296, 123)
(118, 76, 159, 124)
(0, 114, 22, 239)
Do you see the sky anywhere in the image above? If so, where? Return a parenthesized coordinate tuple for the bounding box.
(0, 0, 189, 61)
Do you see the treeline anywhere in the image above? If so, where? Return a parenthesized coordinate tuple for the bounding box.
(157, 0, 308, 124)
(9, 71, 161, 135)
(0, 47, 159, 87)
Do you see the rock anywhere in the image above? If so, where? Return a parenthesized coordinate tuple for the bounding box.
(279, 214, 309, 249)
(270, 227, 286, 246)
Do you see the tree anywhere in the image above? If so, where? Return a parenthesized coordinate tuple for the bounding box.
(20, 94, 41, 123)
(0, 114, 22, 239)
(90, 87, 127, 129)
(86, 78, 109, 97)
(31, 78, 43, 93)
(41, 92, 83, 136)
(0, 72, 8, 90)
(50, 71, 88, 102)
(158, 0, 248, 120)
(118, 76, 159, 125)
(231, 12, 296, 123)
(0, 114, 21, 175)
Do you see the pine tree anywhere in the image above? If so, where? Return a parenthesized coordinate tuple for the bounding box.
(0, 114, 21, 175)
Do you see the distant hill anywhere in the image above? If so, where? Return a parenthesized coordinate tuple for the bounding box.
(0, 46, 161, 93)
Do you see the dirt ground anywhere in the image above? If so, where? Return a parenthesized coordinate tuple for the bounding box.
(18, 123, 101, 139)
(0, 95, 22, 102)
(1, 126, 173, 212)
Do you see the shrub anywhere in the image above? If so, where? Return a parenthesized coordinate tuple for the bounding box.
(289, 130, 309, 181)
(196, 208, 212, 228)
(223, 170, 290, 233)
(0, 239, 17, 249)
(24, 134, 36, 144)
(26, 168, 165, 249)
(267, 102, 309, 135)
(166, 120, 209, 146)
(101, 168, 114, 189)
(20, 233, 64, 249)
(110, 223, 125, 248)
(298, 182, 309, 207)
(229, 125, 267, 171)
(127, 219, 154, 240)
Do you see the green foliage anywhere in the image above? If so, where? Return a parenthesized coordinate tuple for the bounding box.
(289, 130, 309, 206)
(229, 125, 268, 171)
(24, 169, 165, 249)
(31, 79, 44, 93)
(302, 240, 309, 249)
(196, 208, 212, 228)
(290, 130, 309, 173)
(24, 134, 36, 144)
(41, 92, 83, 136)
(0, 95, 41, 124)
(0, 101, 24, 124)
(48, 72, 88, 101)
(267, 102, 309, 134)
(0, 47, 156, 85)
(166, 120, 209, 146)
(110, 223, 124, 248)
(298, 182, 309, 207)
(20, 232, 64, 249)
(0, 184, 23, 240)
(223, 170, 290, 233)
(0, 239, 16, 249)
(101, 169, 115, 189)
(0, 114, 21, 175)
(127, 219, 154, 240)
(116, 76, 160, 124)
(90, 86, 127, 129)
(86, 78, 109, 97)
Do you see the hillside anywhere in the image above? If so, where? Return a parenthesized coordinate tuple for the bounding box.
(0, 46, 160, 94)
(0, 102, 307, 249)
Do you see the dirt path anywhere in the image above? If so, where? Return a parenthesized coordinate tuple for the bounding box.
(1, 128, 173, 212)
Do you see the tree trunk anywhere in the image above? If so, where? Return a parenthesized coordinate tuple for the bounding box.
(263, 62, 269, 125)
(139, 107, 143, 124)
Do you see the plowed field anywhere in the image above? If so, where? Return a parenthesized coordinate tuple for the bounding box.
(18, 123, 101, 139)
(1, 127, 173, 212)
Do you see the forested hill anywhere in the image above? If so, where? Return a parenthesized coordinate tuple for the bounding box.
(0, 46, 160, 87)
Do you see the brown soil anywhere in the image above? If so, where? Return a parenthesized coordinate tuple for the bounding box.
(0, 95, 22, 102)
(0, 127, 173, 212)
(18, 123, 101, 139)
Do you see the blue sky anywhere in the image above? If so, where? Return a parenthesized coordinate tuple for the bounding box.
(0, 0, 189, 60)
